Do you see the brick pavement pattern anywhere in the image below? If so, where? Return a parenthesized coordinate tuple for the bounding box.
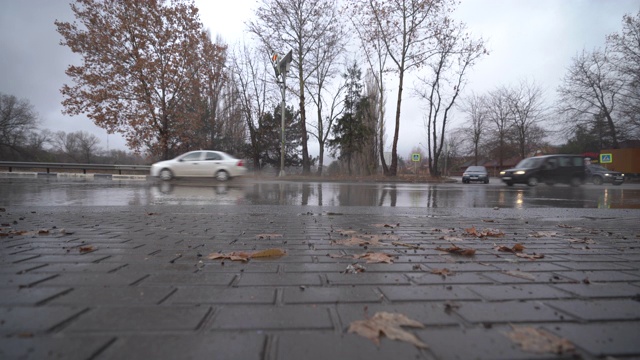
(1, 205, 639, 359)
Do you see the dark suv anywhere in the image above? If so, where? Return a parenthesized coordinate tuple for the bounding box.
(500, 155, 586, 187)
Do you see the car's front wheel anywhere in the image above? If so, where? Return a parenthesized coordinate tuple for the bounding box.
(527, 177, 539, 187)
(592, 176, 603, 185)
(215, 170, 230, 182)
(159, 168, 173, 181)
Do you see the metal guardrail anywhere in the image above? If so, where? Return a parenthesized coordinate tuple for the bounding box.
(0, 161, 150, 175)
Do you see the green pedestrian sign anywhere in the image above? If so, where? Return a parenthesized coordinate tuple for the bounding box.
(412, 153, 421, 162)
(600, 153, 612, 163)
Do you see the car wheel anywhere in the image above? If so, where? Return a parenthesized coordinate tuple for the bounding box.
(592, 176, 603, 185)
(570, 177, 582, 187)
(215, 170, 230, 182)
(613, 182, 622, 186)
(484, 179, 489, 184)
(159, 168, 173, 181)
(545, 181, 555, 186)
(506, 182, 514, 186)
(527, 177, 539, 187)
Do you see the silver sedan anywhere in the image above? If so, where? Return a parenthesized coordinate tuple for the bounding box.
(150, 150, 247, 181)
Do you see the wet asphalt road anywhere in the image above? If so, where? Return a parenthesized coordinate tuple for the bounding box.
(1, 175, 639, 209)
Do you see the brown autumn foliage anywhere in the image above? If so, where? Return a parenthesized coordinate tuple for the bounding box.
(56, 0, 227, 159)
(348, 312, 427, 348)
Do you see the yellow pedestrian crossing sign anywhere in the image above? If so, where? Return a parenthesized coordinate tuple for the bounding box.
(600, 153, 612, 163)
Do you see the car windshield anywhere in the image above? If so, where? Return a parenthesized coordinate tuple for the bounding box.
(515, 157, 543, 168)
(466, 166, 486, 173)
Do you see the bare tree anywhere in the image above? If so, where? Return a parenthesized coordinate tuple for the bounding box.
(485, 87, 513, 168)
(608, 10, 640, 138)
(416, 21, 486, 176)
(557, 49, 624, 148)
(0, 93, 39, 159)
(248, 0, 344, 174)
(458, 93, 487, 165)
(229, 42, 275, 169)
(347, 0, 456, 176)
(506, 80, 547, 159)
(75, 131, 101, 163)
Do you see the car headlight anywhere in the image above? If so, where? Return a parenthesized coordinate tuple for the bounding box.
(621, 174, 625, 177)
(515, 171, 525, 175)
(604, 173, 611, 176)
(500, 171, 505, 175)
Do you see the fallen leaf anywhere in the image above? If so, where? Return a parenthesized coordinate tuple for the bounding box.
(515, 252, 545, 260)
(79, 246, 94, 253)
(438, 235, 464, 242)
(348, 312, 427, 348)
(430, 268, 452, 276)
(250, 248, 286, 258)
(344, 264, 366, 273)
(505, 326, 575, 354)
(567, 238, 595, 244)
(435, 245, 476, 257)
(494, 243, 525, 253)
(557, 224, 574, 228)
(207, 249, 285, 262)
(38, 229, 50, 235)
(355, 252, 394, 264)
(465, 226, 505, 238)
(530, 231, 558, 238)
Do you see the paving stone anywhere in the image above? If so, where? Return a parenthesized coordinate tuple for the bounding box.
(140, 272, 235, 286)
(490, 261, 570, 272)
(48, 287, 173, 306)
(168, 287, 276, 304)
(96, 333, 265, 360)
(0, 287, 70, 305)
(0, 335, 114, 360)
(0, 273, 57, 288)
(552, 270, 640, 283)
(283, 286, 382, 304)
(544, 299, 640, 321)
(21, 254, 111, 263)
(551, 283, 640, 298)
(36, 271, 147, 287)
(210, 305, 333, 330)
(275, 332, 423, 360)
(336, 302, 459, 327)
(379, 285, 481, 302)
(466, 284, 574, 301)
(0, 306, 85, 335)
(25, 262, 124, 273)
(453, 300, 575, 324)
(554, 261, 636, 271)
(236, 273, 322, 286)
(64, 306, 210, 332)
(326, 273, 409, 285)
(542, 322, 640, 357)
(408, 272, 494, 285)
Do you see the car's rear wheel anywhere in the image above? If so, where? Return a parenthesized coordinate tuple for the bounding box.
(506, 182, 514, 186)
(545, 180, 555, 186)
(613, 182, 622, 186)
(215, 170, 230, 182)
(159, 168, 173, 181)
(527, 177, 539, 187)
(570, 176, 582, 187)
(484, 179, 489, 184)
(592, 176, 603, 185)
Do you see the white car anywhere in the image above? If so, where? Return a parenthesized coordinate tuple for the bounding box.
(150, 150, 247, 181)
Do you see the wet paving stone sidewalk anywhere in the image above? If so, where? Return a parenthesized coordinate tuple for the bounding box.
(1, 205, 639, 359)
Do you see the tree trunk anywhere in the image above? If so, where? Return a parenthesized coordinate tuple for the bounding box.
(389, 69, 405, 176)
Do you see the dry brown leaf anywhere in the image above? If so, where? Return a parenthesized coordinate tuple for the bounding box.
(505, 326, 575, 354)
(495, 243, 525, 253)
(567, 238, 595, 244)
(348, 312, 427, 348)
(207, 248, 285, 262)
(530, 231, 558, 238)
(38, 229, 50, 235)
(438, 235, 464, 242)
(430, 268, 452, 276)
(435, 245, 476, 257)
(557, 224, 574, 228)
(79, 246, 94, 253)
(515, 252, 545, 260)
(355, 252, 394, 264)
(251, 248, 286, 258)
(465, 226, 505, 238)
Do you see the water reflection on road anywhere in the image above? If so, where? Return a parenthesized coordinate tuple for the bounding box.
(1, 176, 639, 209)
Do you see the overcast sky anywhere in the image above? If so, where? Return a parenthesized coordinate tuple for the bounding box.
(1, 0, 638, 158)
